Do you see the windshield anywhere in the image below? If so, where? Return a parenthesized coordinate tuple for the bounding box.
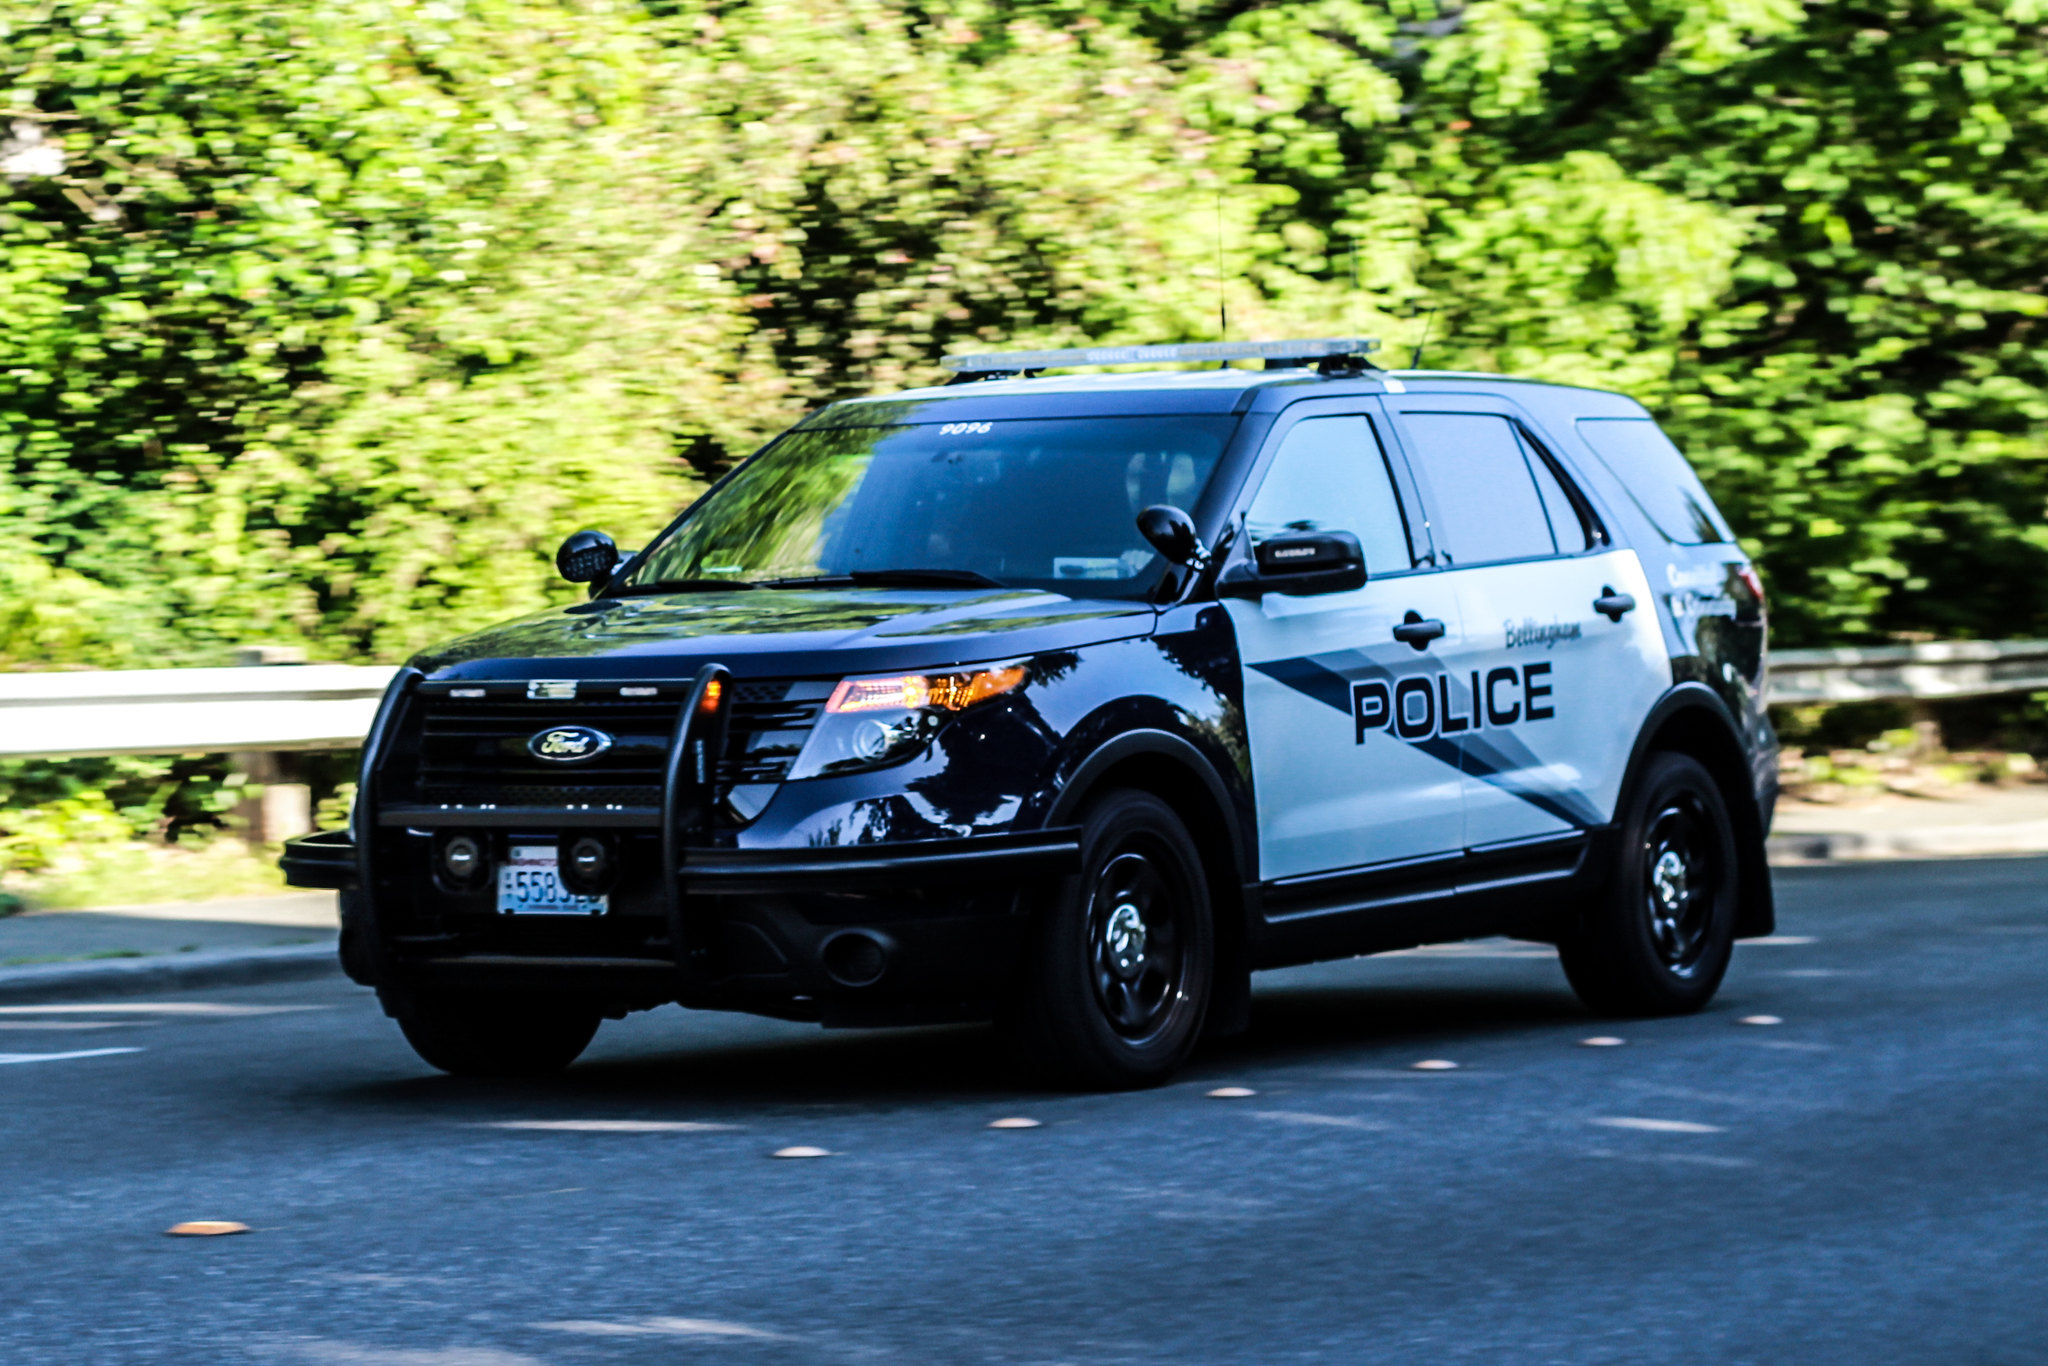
(622, 415, 1238, 599)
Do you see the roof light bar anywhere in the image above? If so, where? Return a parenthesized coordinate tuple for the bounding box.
(939, 338, 1381, 374)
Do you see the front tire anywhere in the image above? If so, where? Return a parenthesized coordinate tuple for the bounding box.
(394, 991, 600, 1078)
(1559, 752, 1738, 1016)
(1003, 790, 1214, 1089)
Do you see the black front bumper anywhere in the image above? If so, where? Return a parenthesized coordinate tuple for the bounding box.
(283, 824, 1080, 1019)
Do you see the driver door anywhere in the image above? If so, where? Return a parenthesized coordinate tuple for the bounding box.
(1222, 402, 1466, 886)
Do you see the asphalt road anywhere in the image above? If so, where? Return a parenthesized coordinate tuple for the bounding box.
(4, 858, 2046, 1366)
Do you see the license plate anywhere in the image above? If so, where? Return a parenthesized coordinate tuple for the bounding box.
(497, 844, 607, 916)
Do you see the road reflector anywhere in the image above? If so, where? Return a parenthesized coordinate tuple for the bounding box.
(987, 1117, 1042, 1129)
(1737, 1014, 1783, 1026)
(1206, 1086, 1256, 1098)
(166, 1221, 248, 1237)
(1410, 1059, 1459, 1071)
(1578, 1037, 1627, 1048)
(770, 1146, 833, 1159)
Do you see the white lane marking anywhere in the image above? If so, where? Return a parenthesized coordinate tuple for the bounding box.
(536, 1317, 783, 1340)
(0, 1003, 326, 1015)
(1587, 1149, 1754, 1169)
(1741, 936, 1816, 946)
(0, 1020, 140, 1031)
(1252, 1110, 1388, 1130)
(0, 1047, 143, 1065)
(281, 1340, 545, 1365)
(477, 1120, 737, 1133)
(1591, 1116, 1724, 1134)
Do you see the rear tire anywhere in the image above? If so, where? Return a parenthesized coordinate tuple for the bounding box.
(1002, 790, 1213, 1089)
(1559, 752, 1738, 1017)
(395, 991, 600, 1077)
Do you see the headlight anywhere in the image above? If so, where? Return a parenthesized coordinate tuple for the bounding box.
(788, 664, 1028, 779)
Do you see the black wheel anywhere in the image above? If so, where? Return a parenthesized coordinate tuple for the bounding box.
(1003, 790, 1213, 1089)
(1559, 752, 1738, 1016)
(394, 991, 601, 1078)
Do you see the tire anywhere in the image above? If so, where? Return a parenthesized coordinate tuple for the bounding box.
(394, 991, 601, 1078)
(1003, 790, 1214, 1089)
(1559, 751, 1739, 1017)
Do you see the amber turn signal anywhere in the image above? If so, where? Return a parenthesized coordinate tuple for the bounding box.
(826, 666, 1026, 714)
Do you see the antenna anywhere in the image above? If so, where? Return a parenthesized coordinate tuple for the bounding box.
(1215, 190, 1232, 348)
(1410, 305, 1439, 370)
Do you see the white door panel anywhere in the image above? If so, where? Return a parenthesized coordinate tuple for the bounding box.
(1446, 549, 1668, 847)
(1228, 575, 1466, 881)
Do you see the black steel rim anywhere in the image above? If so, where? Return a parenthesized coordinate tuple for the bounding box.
(1642, 793, 1717, 975)
(1086, 846, 1189, 1040)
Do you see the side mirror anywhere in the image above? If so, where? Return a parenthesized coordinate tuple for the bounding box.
(1218, 531, 1367, 598)
(557, 529, 621, 586)
(1136, 505, 1208, 568)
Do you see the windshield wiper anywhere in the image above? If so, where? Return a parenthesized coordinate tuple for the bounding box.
(610, 577, 760, 596)
(763, 569, 1004, 590)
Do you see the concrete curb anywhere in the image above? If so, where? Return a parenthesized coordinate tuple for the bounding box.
(1768, 820, 2048, 865)
(0, 942, 339, 1004)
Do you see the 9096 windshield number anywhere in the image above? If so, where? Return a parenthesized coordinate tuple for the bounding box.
(938, 421, 992, 436)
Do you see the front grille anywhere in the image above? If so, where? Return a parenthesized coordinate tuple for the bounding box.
(408, 680, 819, 809)
(419, 699, 679, 799)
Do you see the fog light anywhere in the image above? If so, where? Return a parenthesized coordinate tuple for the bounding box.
(437, 831, 489, 890)
(560, 834, 616, 896)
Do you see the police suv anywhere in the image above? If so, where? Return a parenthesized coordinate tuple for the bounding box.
(283, 338, 1778, 1087)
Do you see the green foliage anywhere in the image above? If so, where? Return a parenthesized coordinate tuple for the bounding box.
(5, 0, 2048, 665)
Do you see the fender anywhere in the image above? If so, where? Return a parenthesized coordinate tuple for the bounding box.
(1609, 682, 1776, 939)
(1046, 727, 1251, 879)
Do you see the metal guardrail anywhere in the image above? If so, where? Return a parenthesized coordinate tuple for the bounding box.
(1765, 640, 2048, 706)
(0, 665, 398, 759)
(2, 641, 2045, 761)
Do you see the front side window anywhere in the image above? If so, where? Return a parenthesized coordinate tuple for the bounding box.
(1399, 412, 1560, 565)
(1244, 415, 1415, 575)
(623, 415, 1238, 599)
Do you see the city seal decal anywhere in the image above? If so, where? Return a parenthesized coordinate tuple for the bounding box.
(528, 725, 614, 763)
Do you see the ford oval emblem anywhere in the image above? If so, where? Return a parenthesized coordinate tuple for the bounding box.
(528, 725, 614, 763)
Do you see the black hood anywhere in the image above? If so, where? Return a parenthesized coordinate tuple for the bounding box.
(412, 586, 1157, 681)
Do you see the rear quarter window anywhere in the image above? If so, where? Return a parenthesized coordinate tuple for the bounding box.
(1575, 418, 1731, 545)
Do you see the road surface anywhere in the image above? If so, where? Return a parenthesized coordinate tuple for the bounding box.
(4, 858, 2045, 1364)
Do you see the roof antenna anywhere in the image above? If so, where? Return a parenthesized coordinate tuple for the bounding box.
(1211, 191, 1233, 371)
(1410, 305, 1439, 370)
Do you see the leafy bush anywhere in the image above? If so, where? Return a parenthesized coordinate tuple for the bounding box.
(4, 0, 2048, 667)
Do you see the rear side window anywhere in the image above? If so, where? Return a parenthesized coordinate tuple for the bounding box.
(1576, 418, 1729, 545)
(1398, 412, 1557, 564)
(1246, 415, 1415, 575)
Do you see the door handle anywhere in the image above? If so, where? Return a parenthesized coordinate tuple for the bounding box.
(1392, 611, 1446, 650)
(1594, 586, 1636, 622)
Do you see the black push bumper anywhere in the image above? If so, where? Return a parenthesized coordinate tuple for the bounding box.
(283, 824, 1080, 896)
(281, 828, 358, 890)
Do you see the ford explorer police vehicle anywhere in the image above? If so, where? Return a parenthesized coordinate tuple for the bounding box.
(283, 338, 1777, 1087)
